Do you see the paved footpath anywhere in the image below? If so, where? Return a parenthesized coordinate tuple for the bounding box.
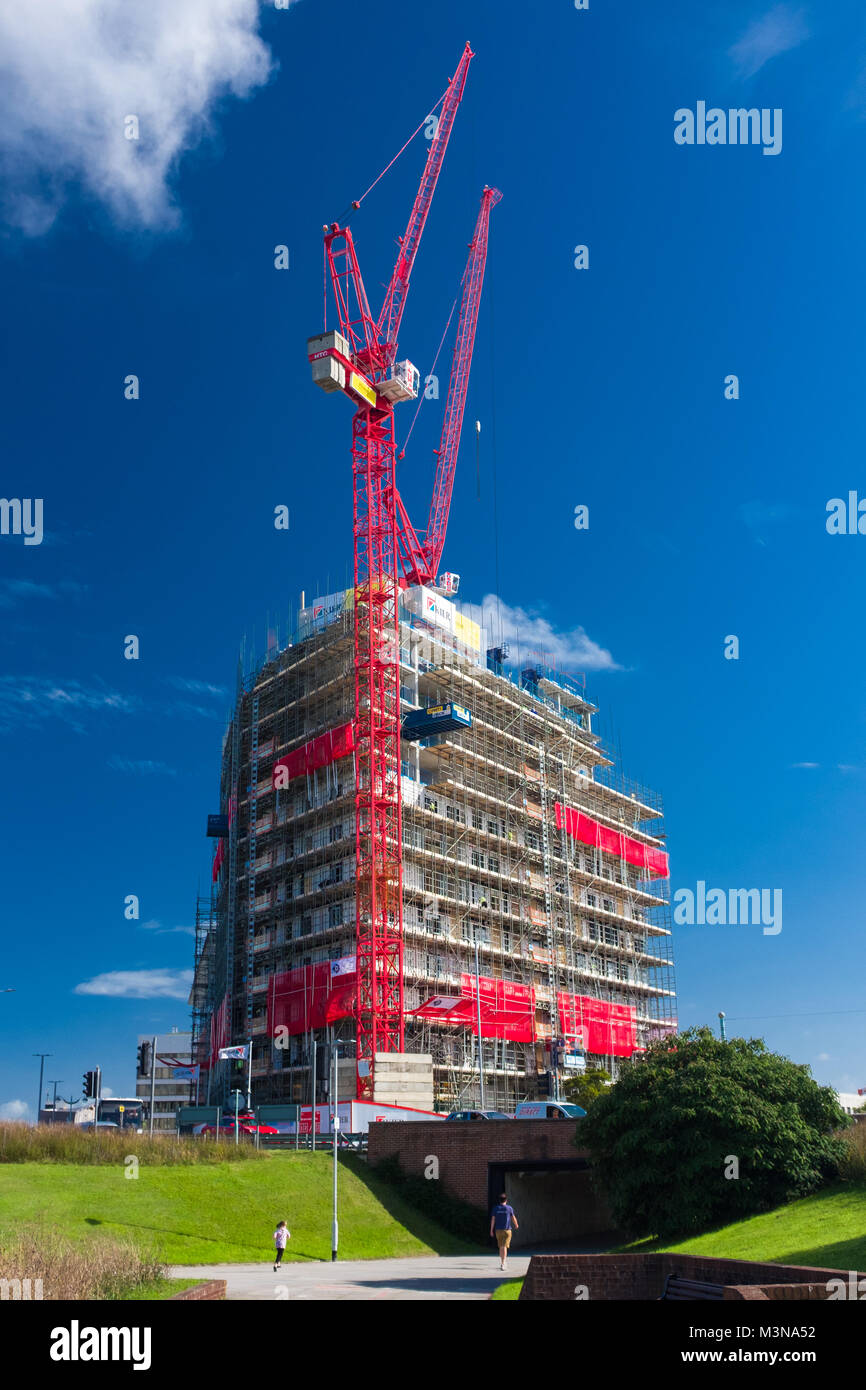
(169, 1254, 530, 1301)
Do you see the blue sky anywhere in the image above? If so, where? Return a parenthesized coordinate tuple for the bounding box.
(1, 0, 864, 1117)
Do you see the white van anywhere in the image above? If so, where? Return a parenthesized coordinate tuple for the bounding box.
(514, 1101, 586, 1120)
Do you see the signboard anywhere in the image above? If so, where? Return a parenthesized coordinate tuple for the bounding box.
(562, 1053, 587, 1071)
(206, 814, 228, 837)
(350, 371, 377, 406)
(176, 1106, 220, 1133)
(454, 610, 481, 653)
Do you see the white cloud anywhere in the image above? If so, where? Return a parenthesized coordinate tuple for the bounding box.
(0, 676, 137, 732)
(165, 677, 228, 697)
(108, 756, 177, 777)
(0, 0, 281, 235)
(790, 761, 819, 769)
(0, 579, 88, 608)
(462, 593, 621, 673)
(729, 5, 809, 80)
(74, 968, 194, 1000)
(0, 1098, 30, 1121)
(140, 919, 196, 937)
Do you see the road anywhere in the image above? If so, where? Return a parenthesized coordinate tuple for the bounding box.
(169, 1253, 530, 1301)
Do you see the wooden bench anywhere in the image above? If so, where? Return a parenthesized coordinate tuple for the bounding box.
(660, 1273, 725, 1301)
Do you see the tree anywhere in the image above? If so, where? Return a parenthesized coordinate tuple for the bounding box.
(580, 1027, 850, 1239)
(562, 1067, 611, 1112)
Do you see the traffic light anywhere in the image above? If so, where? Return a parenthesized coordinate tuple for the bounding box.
(137, 1042, 151, 1077)
(82, 1070, 95, 1099)
(538, 1071, 552, 1098)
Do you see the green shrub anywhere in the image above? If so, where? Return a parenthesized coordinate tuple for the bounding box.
(581, 1027, 850, 1240)
(838, 1121, 866, 1183)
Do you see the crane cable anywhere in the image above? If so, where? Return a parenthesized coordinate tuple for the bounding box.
(398, 286, 460, 461)
(355, 89, 447, 210)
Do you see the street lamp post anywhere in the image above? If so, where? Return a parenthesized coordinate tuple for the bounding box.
(33, 1053, 52, 1123)
(474, 933, 485, 1111)
(331, 1040, 340, 1262)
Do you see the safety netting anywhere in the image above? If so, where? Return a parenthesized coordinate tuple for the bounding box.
(554, 802, 669, 878)
(557, 991, 637, 1056)
(271, 721, 356, 788)
(267, 957, 357, 1036)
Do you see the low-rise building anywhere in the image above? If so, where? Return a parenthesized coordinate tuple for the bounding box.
(135, 1028, 197, 1132)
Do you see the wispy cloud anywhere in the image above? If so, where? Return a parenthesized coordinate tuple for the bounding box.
(0, 676, 137, 733)
(107, 756, 177, 777)
(0, 578, 88, 608)
(140, 919, 196, 937)
(738, 499, 805, 547)
(0, 0, 281, 235)
(729, 4, 809, 79)
(165, 677, 228, 697)
(74, 968, 193, 1000)
(463, 593, 621, 673)
(790, 761, 819, 769)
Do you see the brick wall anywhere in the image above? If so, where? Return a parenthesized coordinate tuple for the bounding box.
(367, 1120, 589, 1207)
(169, 1279, 227, 1301)
(366, 1119, 614, 1241)
(520, 1253, 866, 1301)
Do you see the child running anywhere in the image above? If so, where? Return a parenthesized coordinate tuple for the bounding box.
(273, 1220, 291, 1272)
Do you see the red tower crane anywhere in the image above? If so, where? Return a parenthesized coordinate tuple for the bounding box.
(307, 42, 500, 1100)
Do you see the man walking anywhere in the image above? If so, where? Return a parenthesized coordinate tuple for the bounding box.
(489, 1192, 518, 1272)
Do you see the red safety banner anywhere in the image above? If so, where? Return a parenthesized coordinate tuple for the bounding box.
(267, 958, 357, 1037)
(211, 837, 224, 883)
(460, 974, 536, 1041)
(554, 802, 669, 879)
(410, 977, 536, 1041)
(557, 991, 637, 1057)
(409, 995, 476, 1024)
(207, 993, 229, 1071)
(272, 722, 356, 788)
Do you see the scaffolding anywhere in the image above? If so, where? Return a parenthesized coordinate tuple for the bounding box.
(199, 588, 676, 1110)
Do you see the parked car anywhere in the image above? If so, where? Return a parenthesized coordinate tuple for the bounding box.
(199, 1119, 280, 1139)
(445, 1109, 513, 1121)
(514, 1101, 586, 1120)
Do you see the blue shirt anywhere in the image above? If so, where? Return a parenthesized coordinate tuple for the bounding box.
(492, 1203, 516, 1231)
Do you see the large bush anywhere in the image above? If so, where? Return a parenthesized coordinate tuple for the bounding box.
(581, 1027, 850, 1239)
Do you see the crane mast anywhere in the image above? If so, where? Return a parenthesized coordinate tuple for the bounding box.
(308, 43, 497, 1100)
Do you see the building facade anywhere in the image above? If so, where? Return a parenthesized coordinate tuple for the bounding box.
(135, 1029, 196, 1131)
(193, 587, 676, 1112)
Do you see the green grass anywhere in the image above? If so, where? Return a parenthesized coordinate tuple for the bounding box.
(0, 1152, 480, 1265)
(620, 1183, 866, 1272)
(490, 1279, 523, 1300)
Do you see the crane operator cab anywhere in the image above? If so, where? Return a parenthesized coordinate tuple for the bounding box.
(379, 359, 420, 403)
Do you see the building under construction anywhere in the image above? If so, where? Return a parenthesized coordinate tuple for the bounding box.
(190, 41, 676, 1114)
(192, 587, 676, 1113)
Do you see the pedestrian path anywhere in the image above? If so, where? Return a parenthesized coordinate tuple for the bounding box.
(170, 1253, 529, 1301)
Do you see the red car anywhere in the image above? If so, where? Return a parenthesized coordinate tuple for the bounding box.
(199, 1119, 279, 1139)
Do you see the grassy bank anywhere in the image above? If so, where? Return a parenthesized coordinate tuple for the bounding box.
(0, 1121, 262, 1166)
(646, 1182, 866, 1271)
(0, 1151, 479, 1266)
